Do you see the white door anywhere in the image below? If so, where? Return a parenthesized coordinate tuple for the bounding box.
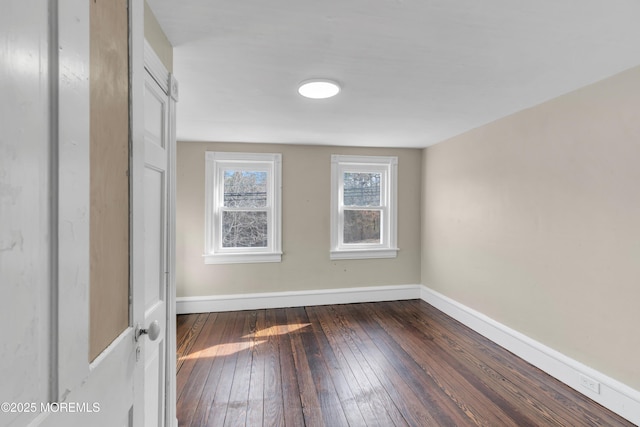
(142, 65, 170, 427)
(0, 1, 173, 426)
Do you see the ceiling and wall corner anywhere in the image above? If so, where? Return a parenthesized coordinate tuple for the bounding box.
(146, 0, 640, 148)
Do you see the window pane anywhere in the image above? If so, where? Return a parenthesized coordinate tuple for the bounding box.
(343, 172, 381, 206)
(343, 210, 381, 244)
(222, 211, 268, 247)
(224, 170, 267, 208)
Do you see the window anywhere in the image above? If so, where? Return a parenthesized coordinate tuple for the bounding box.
(330, 155, 398, 259)
(204, 152, 282, 264)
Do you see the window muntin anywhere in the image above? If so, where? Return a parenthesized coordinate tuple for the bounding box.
(204, 152, 282, 264)
(331, 155, 398, 259)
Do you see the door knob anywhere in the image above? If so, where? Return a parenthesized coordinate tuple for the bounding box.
(136, 320, 161, 342)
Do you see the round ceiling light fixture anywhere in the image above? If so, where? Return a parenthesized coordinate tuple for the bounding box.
(297, 79, 341, 99)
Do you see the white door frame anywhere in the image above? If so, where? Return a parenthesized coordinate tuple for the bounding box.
(130, 0, 147, 422)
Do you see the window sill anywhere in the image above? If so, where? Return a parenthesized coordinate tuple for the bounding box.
(330, 248, 399, 260)
(203, 252, 282, 265)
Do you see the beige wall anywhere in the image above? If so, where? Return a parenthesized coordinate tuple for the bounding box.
(144, 1, 173, 72)
(422, 66, 640, 389)
(89, 0, 130, 361)
(177, 142, 422, 297)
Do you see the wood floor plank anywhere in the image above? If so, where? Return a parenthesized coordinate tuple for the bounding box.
(331, 304, 442, 426)
(305, 306, 369, 426)
(176, 313, 208, 373)
(274, 309, 305, 427)
(176, 302, 634, 427)
(322, 306, 409, 426)
(176, 312, 225, 426)
(307, 305, 393, 427)
(262, 309, 285, 427)
(176, 313, 211, 401)
(364, 302, 526, 427)
(187, 311, 238, 427)
(176, 313, 214, 405)
(284, 307, 324, 426)
(287, 306, 352, 427)
(221, 311, 254, 427)
(246, 309, 266, 426)
(197, 311, 245, 427)
(387, 301, 553, 426)
(404, 300, 632, 427)
(352, 303, 468, 426)
(176, 313, 196, 341)
(366, 302, 468, 425)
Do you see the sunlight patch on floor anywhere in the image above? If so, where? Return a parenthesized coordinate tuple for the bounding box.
(180, 340, 267, 360)
(245, 323, 311, 338)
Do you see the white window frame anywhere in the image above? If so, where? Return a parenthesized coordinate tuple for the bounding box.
(330, 154, 398, 260)
(204, 151, 282, 264)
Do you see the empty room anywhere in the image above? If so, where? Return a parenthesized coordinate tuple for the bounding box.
(2, 0, 639, 426)
(157, 0, 639, 424)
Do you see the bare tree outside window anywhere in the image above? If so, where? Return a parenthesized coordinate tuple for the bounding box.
(222, 170, 268, 247)
(343, 172, 382, 244)
(205, 152, 281, 264)
(344, 210, 381, 243)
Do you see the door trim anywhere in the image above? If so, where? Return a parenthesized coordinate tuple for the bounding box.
(129, 0, 146, 424)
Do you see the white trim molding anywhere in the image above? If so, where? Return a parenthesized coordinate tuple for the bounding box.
(176, 284, 421, 314)
(420, 285, 640, 426)
(330, 248, 399, 260)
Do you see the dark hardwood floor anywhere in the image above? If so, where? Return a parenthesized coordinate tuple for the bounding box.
(176, 300, 633, 426)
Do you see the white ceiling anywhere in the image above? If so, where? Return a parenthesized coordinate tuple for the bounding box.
(147, 0, 640, 148)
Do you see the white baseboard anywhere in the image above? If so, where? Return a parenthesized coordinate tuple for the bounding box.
(176, 284, 421, 314)
(420, 285, 640, 426)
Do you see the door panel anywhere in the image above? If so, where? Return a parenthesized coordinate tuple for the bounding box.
(144, 84, 167, 148)
(145, 340, 164, 427)
(144, 167, 165, 309)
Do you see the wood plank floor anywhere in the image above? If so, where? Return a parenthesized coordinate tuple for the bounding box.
(176, 300, 633, 427)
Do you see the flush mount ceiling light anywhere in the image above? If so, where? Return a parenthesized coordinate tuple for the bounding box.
(298, 79, 341, 99)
